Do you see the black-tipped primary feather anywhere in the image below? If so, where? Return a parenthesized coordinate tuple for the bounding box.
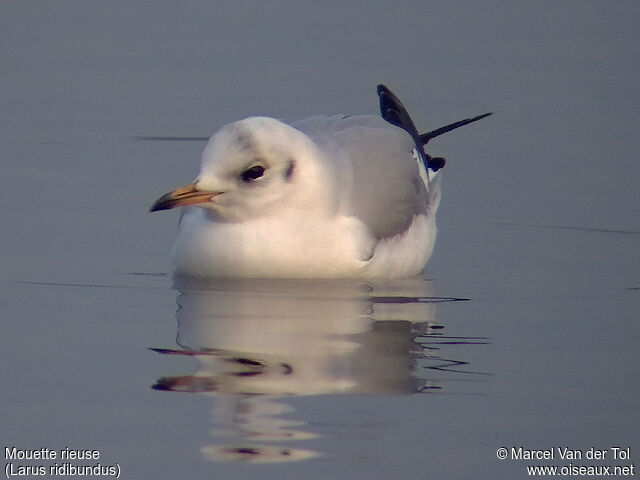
(377, 84, 491, 172)
(419, 112, 492, 145)
(377, 84, 421, 139)
(377, 84, 438, 170)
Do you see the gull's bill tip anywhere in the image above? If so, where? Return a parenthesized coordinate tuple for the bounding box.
(150, 183, 217, 212)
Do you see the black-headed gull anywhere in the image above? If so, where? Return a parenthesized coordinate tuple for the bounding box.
(151, 85, 490, 278)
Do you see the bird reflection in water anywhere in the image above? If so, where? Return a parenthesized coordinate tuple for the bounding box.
(150, 276, 487, 463)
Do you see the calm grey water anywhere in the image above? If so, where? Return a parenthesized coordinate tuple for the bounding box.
(1, 2, 638, 479)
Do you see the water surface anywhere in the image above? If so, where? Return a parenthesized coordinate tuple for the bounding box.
(1, 2, 638, 479)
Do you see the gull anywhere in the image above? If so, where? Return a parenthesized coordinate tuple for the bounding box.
(150, 85, 490, 278)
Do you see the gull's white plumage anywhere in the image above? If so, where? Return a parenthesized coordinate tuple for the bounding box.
(169, 115, 440, 278)
(150, 86, 489, 278)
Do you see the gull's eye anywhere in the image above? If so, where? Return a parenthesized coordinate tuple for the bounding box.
(240, 165, 265, 183)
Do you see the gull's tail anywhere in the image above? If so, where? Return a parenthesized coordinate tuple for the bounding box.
(377, 84, 491, 172)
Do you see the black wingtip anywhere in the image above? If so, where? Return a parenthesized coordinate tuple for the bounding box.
(420, 112, 492, 146)
(377, 83, 418, 136)
(377, 85, 492, 172)
(377, 84, 446, 171)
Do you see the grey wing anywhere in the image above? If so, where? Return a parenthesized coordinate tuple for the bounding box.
(294, 115, 430, 239)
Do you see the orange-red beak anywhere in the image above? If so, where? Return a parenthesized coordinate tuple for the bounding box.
(150, 183, 218, 212)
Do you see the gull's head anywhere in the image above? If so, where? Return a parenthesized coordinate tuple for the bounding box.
(150, 117, 331, 221)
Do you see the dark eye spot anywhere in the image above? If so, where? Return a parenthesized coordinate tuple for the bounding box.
(284, 160, 295, 180)
(240, 165, 265, 183)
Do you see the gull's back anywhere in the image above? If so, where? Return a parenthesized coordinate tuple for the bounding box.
(292, 114, 433, 240)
